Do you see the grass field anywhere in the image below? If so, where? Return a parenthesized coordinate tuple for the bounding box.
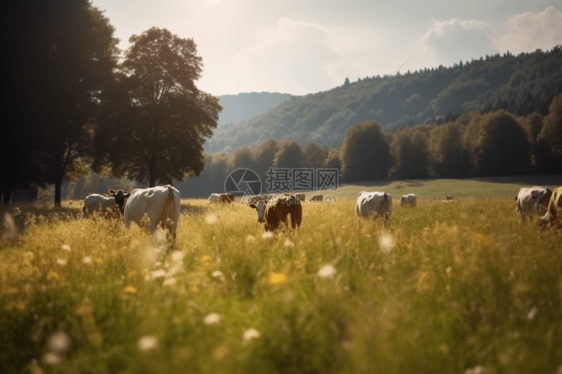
(1, 178, 562, 373)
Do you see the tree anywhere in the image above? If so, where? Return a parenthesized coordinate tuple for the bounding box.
(390, 129, 430, 179)
(231, 146, 257, 171)
(341, 121, 391, 182)
(94, 27, 221, 187)
(343, 77, 351, 88)
(2, 0, 119, 206)
(303, 142, 327, 169)
(429, 123, 472, 178)
(469, 110, 532, 176)
(539, 94, 562, 158)
(274, 140, 305, 169)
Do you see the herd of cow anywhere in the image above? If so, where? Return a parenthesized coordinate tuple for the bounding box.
(82, 185, 562, 239)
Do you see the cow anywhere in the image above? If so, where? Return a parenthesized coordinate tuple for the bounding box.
(249, 194, 302, 232)
(401, 194, 417, 207)
(208, 193, 235, 203)
(309, 194, 323, 203)
(515, 186, 552, 224)
(83, 194, 119, 218)
(538, 186, 562, 231)
(108, 189, 131, 215)
(446, 195, 453, 201)
(124, 185, 181, 240)
(355, 191, 392, 228)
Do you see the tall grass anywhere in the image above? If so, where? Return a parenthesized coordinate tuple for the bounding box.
(1, 198, 561, 373)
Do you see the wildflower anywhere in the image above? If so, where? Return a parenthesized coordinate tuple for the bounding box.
(446, 266, 453, 278)
(151, 270, 166, 279)
(465, 365, 486, 374)
(163, 278, 177, 287)
(122, 286, 137, 296)
(82, 256, 92, 265)
(23, 252, 34, 262)
(262, 232, 274, 240)
(318, 264, 337, 279)
(527, 306, 538, 321)
(171, 250, 184, 262)
(284, 238, 294, 247)
(94, 258, 103, 265)
(75, 300, 93, 317)
(245, 235, 255, 242)
(128, 270, 138, 278)
(203, 312, 222, 325)
(56, 259, 67, 266)
(268, 272, 287, 285)
(47, 331, 71, 353)
(137, 335, 158, 352)
(206, 214, 217, 224)
(212, 270, 224, 279)
(2, 213, 17, 241)
(46, 271, 60, 282)
(61, 244, 71, 252)
(201, 255, 212, 268)
(43, 352, 61, 365)
(243, 328, 261, 342)
(378, 233, 395, 254)
(190, 286, 200, 295)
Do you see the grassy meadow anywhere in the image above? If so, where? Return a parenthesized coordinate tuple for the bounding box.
(1, 190, 562, 373)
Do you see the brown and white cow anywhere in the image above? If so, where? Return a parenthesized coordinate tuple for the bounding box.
(209, 193, 235, 203)
(515, 186, 552, 224)
(249, 194, 302, 231)
(355, 191, 392, 228)
(83, 189, 130, 218)
(538, 186, 562, 231)
(400, 194, 417, 207)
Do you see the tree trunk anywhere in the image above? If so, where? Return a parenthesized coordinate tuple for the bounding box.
(54, 178, 62, 207)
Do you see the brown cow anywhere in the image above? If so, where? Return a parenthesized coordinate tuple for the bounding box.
(249, 194, 302, 231)
(539, 186, 562, 231)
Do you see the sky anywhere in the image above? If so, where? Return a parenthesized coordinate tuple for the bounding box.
(92, 0, 562, 96)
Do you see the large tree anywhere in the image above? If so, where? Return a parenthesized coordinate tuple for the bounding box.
(94, 28, 221, 187)
(341, 121, 391, 182)
(2, 0, 119, 206)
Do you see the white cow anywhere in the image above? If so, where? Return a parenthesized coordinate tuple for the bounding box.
(83, 194, 118, 218)
(355, 191, 392, 228)
(515, 186, 552, 224)
(401, 194, 417, 207)
(124, 185, 181, 240)
(208, 193, 221, 203)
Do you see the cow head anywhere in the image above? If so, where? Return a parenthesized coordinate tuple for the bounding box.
(108, 189, 130, 214)
(249, 200, 267, 223)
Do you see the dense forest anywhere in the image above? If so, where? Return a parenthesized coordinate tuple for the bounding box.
(206, 47, 562, 153)
(178, 94, 562, 197)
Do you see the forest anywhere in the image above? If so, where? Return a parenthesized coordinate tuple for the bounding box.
(205, 47, 562, 153)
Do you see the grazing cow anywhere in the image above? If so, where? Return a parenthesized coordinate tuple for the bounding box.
(83, 194, 119, 218)
(309, 194, 323, 203)
(538, 186, 562, 231)
(249, 194, 302, 231)
(208, 193, 235, 203)
(515, 186, 552, 224)
(355, 191, 392, 228)
(124, 185, 181, 240)
(401, 194, 417, 207)
(446, 195, 453, 201)
(108, 189, 131, 215)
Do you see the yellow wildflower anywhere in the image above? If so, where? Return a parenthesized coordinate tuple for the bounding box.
(94, 258, 103, 265)
(268, 272, 287, 286)
(190, 286, 199, 295)
(122, 286, 137, 296)
(128, 270, 138, 278)
(201, 255, 212, 268)
(47, 271, 60, 282)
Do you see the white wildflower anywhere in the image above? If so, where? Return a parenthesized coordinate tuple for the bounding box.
(243, 328, 261, 342)
(61, 244, 71, 252)
(378, 233, 395, 254)
(43, 352, 61, 365)
(171, 250, 184, 262)
(245, 235, 255, 242)
(212, 270, 224, 278)
(82, 256, 92, 265)
(151, 269, 166, 279)
(527, 306, 538, 321)
(206, 214, 217, 225)
(137, 335, 158, 352)
(284, 238, 294, 247)
(262, 232, 274, 240)
(163, 277, 177, 287)
(203, 312, 222, 326)
(56, 259, 67, 266)
(47, 331, 71, 353)
(318, 264, 337, 279)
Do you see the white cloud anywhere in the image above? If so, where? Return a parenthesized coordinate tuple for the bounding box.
(497, 6, 562, 54)
(422, 19, 498, 66)
(231, 18, 355, 94)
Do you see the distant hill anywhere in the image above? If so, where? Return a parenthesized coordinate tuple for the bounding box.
(216, 92, 293, 127)
(206, 47, 562, 153)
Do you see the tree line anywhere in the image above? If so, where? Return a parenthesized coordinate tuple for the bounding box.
(179, 94, 561, 197)
(1, 0, 220, 206)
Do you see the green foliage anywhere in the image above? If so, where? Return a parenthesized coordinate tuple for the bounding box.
(274, 140, 305, 169)
(341, 121, 391, 182)
(539, 94, 562, 157)
(390, 127, 431, 179)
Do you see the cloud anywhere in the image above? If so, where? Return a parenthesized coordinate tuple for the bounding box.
(232, 18, 355, 94)
(497, 6, 562, 54)
(422, 19, 498, 65)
